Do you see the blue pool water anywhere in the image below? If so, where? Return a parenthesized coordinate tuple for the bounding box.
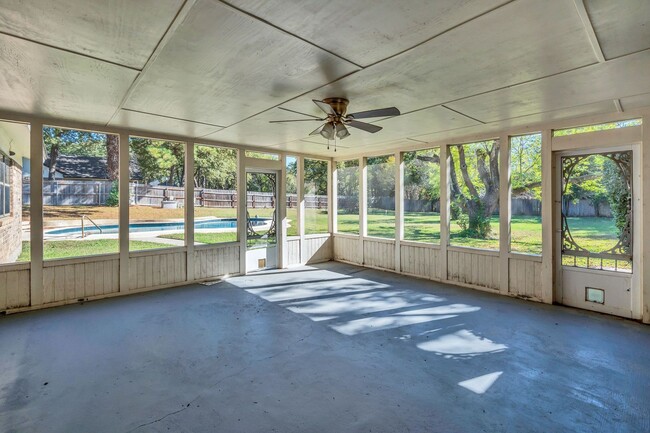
(46, 218, 269, 236)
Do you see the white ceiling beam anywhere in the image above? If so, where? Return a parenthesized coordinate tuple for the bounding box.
(573, 0, 606, 63)
(215, 0, 362, 69)
(0, 30, 141, 72)
(614, 99, 624, 113)
(441, 105, 486, 125)
(106, 0, 199, 126)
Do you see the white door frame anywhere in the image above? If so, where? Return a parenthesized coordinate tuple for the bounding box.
(244, 167, 282, 272)
(553, 143, 641, 319)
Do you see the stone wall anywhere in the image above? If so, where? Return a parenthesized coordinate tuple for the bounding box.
(0, 163, 23, 263)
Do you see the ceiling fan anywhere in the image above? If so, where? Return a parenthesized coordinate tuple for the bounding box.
(269, 98, 400, 142)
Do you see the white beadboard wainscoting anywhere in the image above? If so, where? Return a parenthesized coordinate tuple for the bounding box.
(446, 248, 500, 291)
(302, 235, 332, 265)
(508, 255, 544, 301)
(1, 236, 332, 314)
(333, 234, 545, 302)
(286, 237, 301, 266)
(400, 242, 443, 281)
(333, 234, 362, 265)
(44, 255, 120, 302)
(194, 244, 240, 281)
(128, 249, 187, 291)
(0, 262, 30, 311)
(363, 237, 396, 271)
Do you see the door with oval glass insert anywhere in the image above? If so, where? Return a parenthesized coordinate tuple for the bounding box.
(554, 148, 639, 318)
(245, 171, 278, 272)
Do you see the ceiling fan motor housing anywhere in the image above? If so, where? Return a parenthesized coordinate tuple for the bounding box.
(322, 97, 349, 117)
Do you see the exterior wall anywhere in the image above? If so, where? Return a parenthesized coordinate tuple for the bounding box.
(0, 164, 23, 263)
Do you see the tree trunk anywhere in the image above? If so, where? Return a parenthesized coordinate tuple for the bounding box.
(106, 134, 119, 181)
(48, 144, 59, 180)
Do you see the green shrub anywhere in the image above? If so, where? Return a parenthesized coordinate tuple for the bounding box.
(106, 181, 119, 207)
(457, 200, 492, 239)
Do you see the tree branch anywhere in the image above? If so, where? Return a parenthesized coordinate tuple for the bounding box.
(458, 146, 479, 199)
(476, 148, 491, 190)
(415, 154, 440, 164)
(448, 151, 462, 199)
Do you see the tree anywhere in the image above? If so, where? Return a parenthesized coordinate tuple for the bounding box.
(129, 138, 185, 186)
(106, 134, 119, 181)
(602, 157, 630, 247)
(336, 160, 359, 214)
(304, 159, 328, 195)
(404, 149, 440, 202)
(510, 134, 541, 199)
(194, 146, 236, 189)
(286, 159, 298, 194)
(367, 155, 395, 210)
(449, 141, 499, 238)
(43, 127, 107, 179)
(562, 155, 608, 216)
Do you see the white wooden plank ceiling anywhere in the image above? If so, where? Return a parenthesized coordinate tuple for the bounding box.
(0, 0, 647, 157)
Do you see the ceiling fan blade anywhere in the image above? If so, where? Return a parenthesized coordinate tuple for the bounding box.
(309, 123, 326, 136)
(348, 120, 383, 133)
(269, 118, 325, 123)
(278, 106, 322, 119)
(347, 107, 400, 119)
(313, 99, 335, 116)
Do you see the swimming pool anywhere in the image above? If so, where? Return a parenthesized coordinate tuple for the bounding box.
(45, 218, 269, 236)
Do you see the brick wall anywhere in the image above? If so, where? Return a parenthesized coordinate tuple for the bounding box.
(0, 164, 23, 263)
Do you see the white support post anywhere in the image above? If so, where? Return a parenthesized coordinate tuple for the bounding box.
(330, 160, 337, 235)
(359, 157, 367, 264)
(237, 149, 247, 275)
(277, 156, 286, 269)
(499, 135, 511, 295)
(298, 156, 305, 263)
(118, 132, 130, 292)
(540, 129, 554, 304)
(395, 151, 403, 273)
(439, 145, 449, 281)
(29, 122, 43, 306)
(185, 141, 195, 282)
(642, 114, 650, 323)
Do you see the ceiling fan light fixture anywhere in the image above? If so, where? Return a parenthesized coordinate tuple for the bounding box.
(269, 99, 400, 148)
(336, 123, 350, 140)
(320, 122, 335, 140)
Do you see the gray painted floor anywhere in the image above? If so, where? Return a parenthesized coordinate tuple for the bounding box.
(1, 262, 649, 432)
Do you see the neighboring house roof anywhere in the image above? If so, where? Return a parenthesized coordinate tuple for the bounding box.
(43, 155, 142, 180)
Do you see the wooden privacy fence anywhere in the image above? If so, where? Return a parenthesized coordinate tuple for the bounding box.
(24, 180, 609, 216)
(25, 180, 326, 209)
(24, 179, 114, 206)
(131, 184, 186, 207)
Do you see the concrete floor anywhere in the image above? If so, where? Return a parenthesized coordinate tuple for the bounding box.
(1, 262, 649, 432)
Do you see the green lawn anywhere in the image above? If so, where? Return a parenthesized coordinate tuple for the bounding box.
(16, 211, 623, 262)
(19, 240, 164, 261)
(561, 217, 630, 270)
(287, 208, 298, 236)
(160, 232, 237, 244)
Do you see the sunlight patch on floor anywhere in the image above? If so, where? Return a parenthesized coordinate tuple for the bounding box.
(416, 329, 507, 358)
(331, 314, 457, 335)
(244, 277, 390, 302)
(458, 371, 503, 394)
(281, 290, 445, 322)
(330, 304, 480, 335)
